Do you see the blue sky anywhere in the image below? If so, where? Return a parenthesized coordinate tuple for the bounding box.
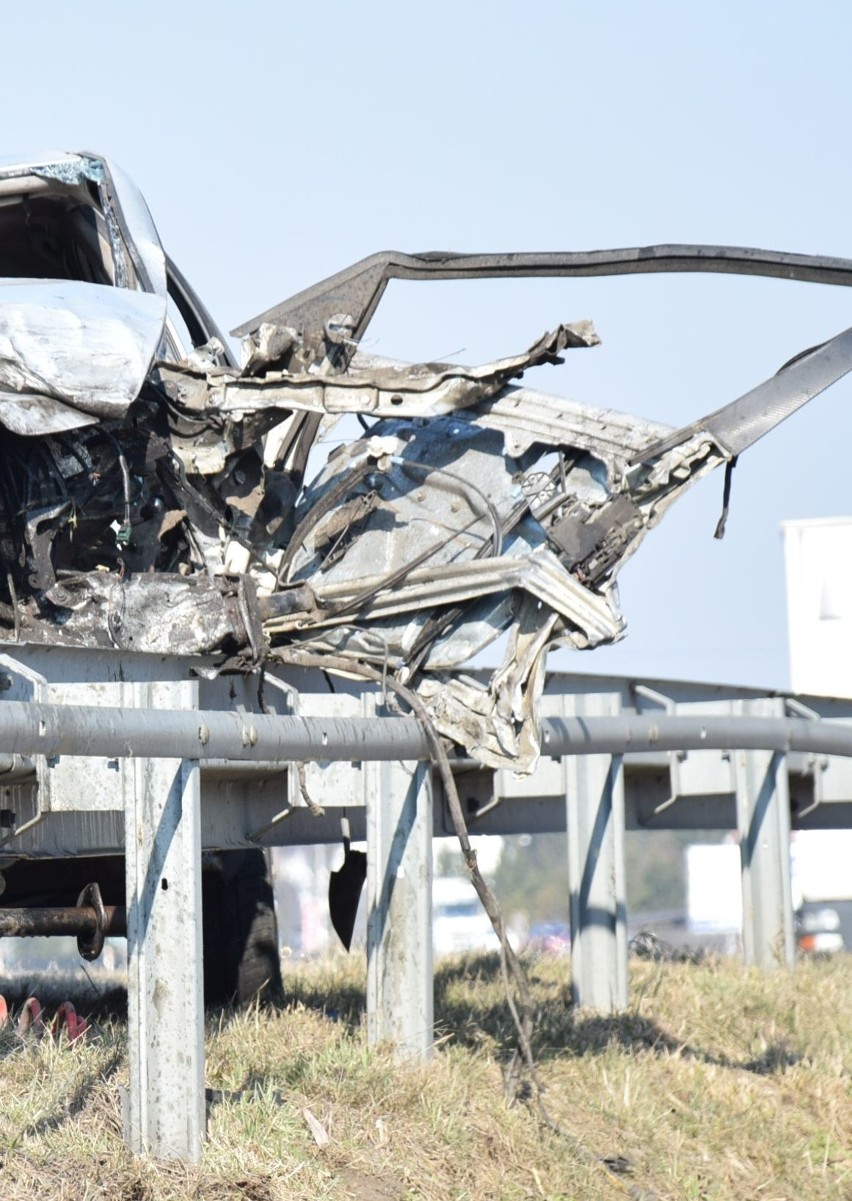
(6, 1, 852, 690)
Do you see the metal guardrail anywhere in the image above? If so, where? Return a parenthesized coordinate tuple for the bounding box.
(0, 649, 850, 1162)
(2, 700, 852, 763)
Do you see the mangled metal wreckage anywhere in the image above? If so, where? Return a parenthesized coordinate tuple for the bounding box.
(3, 150, 852, 773)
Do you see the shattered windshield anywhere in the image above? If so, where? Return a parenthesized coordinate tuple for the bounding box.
(0, 189, 114, 284)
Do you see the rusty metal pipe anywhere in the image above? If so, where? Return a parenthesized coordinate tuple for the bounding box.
(0, 904, 125, 939)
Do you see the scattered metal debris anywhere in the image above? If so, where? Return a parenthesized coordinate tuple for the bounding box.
(628, 930, 705, 965)
(3, 152, 852, 770)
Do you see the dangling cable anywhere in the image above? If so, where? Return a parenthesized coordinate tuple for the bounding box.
(714, 455, 738, 540)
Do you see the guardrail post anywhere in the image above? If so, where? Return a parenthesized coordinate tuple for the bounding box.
(124, 678, 205, 1160)
(564, 691, 628, 1010)
(735, 699, 795, 970)
(366, 758, 433, 1059)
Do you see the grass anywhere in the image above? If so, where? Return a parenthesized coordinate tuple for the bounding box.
(0, 953, 850, 1199)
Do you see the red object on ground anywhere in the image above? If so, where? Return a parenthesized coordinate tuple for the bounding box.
(2, 995, 88, 1043)
(16, 996, 44, 1034)
(52, 1000, 88, 1043)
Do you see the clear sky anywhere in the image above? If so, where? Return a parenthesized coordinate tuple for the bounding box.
(6, 1, 852, 692)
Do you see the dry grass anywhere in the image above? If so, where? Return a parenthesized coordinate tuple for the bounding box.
(0, 953, 850, 1199)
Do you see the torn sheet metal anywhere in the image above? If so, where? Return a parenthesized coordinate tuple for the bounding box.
(156, 321, 600, 425)
(3, 153, 852, 770)
(17, 573, 259, 657)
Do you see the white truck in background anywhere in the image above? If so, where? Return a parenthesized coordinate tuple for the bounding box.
(685, 835, 852, 955)
(791, 830, 852, 954)
(783, 517, 852, 955)
(432, 877, 499, 959)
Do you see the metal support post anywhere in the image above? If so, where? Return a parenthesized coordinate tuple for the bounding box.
(366, 758, 434, 1060)
(124, 679, 205, 1161)
(564, 691, 628, 1011)
(735, 699, 795, 970)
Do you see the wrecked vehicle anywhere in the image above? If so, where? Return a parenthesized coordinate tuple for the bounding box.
(1, 150, 852, 986)
(4, 154, 852, 766)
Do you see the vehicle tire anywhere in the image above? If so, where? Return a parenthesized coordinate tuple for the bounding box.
(202, 849, 283, 1007)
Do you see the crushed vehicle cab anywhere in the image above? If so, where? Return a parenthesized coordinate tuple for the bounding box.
(0, 152, 268, 1003)
(1, 150, 852, 990)
(0, 152, 237, 639)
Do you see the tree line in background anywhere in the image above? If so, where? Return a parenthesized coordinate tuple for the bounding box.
(441, 829, 724, 925)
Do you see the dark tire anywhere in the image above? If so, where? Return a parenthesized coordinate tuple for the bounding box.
(202, 849, 283, 1007)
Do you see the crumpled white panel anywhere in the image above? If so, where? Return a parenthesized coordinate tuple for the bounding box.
(0, 281, 166, 432)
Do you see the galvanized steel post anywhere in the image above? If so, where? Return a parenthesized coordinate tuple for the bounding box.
(735, 699, 795, 970)
(564, 690, 629, 1010)
(124, 678, 206, 1160)
(366, 758, 434, 1059)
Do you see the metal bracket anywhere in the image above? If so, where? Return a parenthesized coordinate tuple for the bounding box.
(785, 697, 824, 819)
(76, 881, 107, 961)
(0, 654, 45, 846)
(632, 683, 682, 810)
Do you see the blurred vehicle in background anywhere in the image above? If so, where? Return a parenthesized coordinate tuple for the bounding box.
(792, 830, 852, 954)
(432, 877, 499, 958)
(526, 921, 571, 956)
